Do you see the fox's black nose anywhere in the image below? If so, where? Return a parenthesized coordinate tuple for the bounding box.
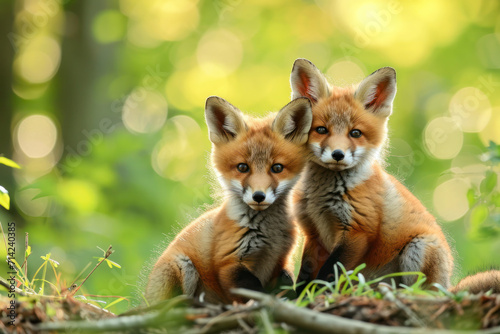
(332, 150, 345, 161)
(252, 191, 266, 203)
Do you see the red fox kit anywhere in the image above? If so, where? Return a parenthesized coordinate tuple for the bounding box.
(146, 96, 313, 304)
(289, 59, 453, 291)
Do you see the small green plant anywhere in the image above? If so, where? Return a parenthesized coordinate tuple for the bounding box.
(1, 228, 127, 311)
(466, 141, 500, 239)
(289, 263, 435, 308)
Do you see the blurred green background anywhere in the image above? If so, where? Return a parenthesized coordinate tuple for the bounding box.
(1, 0, 499, 313)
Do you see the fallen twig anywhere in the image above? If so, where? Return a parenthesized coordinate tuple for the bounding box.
(0, 276, 27, 296)
(484, 303, 500, 328)
(189, 312, 258, 334)
(378, 284, 427, 327)
(231, 288, 500, 334)
(36, 307, 204, 332)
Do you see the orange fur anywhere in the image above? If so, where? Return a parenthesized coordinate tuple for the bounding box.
(146, 97, 312, 304)
(290, 59, 453, 290)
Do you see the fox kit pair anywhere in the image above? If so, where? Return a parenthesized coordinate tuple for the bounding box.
(146, 97, 313, 304)
(290, 59, 454, 291)
(147, 59, 498, 304)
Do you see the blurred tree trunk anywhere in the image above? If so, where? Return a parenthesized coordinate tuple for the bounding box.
(57, 1, 118, 159)
(0, 2, 21, 224)
(0, 2, 14, 159)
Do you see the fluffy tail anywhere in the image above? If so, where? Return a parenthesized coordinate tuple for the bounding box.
(450, 270, 500, 294)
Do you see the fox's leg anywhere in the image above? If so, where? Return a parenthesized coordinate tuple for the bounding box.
(219, 263, 264, 302)
(176, 255, 200, 296)
(233, 265, 264, 292)
(146, 258, 182, 304)
(265, 259, 295, 298)
(399, 235, 452, 289)
(275, 269, 294, 288)
(274, 269, 296, 299)
(266, 262, 294, 290)
(146, 254, 199, 304)
(296, 236, 330, 295)
(316, 245, 346, 282)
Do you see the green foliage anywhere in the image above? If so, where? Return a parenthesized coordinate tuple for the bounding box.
(486, 141, 500, 164)
(466, 141, 500, 239)
(292, 263, 430, 308)
(0, 186, 9, 211)
(1, 230, 126, 313)
(0, 157, 20, 210)
(0, 157, 21, 169)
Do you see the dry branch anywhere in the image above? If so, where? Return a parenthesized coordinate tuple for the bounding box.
(0, 276, 27, 296)
(188, 312, 258, 334)
(36, 308, 193, 332)
(231, 288, 500, 334)
(3, 287, 499, 334)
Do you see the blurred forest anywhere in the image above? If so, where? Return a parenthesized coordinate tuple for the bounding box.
(0, 0, 499, 314)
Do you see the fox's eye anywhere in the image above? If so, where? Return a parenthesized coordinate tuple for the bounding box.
(316, 126, 328, 134)
(271, 164, 283, 173)
(350, 129, 362, 138)
(237, 163, 249, 173)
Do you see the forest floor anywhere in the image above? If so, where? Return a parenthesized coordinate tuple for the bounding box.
(1, 287, 500, 333)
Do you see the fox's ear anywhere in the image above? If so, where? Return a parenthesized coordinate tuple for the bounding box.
(205, 96, 247, 144)
(273, 97, 313, 145)
(354, 67, 396, 118)
(290, 58, 330, 103)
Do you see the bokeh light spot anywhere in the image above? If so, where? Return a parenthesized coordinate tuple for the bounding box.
(329, 0, 466, 67)
(449, 87, 491, 133)
(57, 180, 100, 214)
(16, 115, 58, 159)
(182, 67, 231, 109)
(326, 59, 365, 87)
(197, 29, 243, 78)
(122, 90, 168, 134)
(15, 189, 49, 217)
(15, 36, 61, 84)
(424, 117, 463, 160)
(126, 21, 162, 48)
(12, 82, 49, 100)
(152, 116, 207, 183)
(123, 0, 199, 47)
(171, 115, 201, 133)
(92, 10, 126, 43)
(156, 0, 199, 41)
(433, 178, 469, 221)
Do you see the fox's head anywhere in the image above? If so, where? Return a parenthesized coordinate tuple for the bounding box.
(205, 96, 312, 211)
(290, 58, 396, 171)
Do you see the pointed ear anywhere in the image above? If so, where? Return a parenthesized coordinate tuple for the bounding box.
(205, 96, 247, 144)
(290, 58, 331, 103)
(272, 97, 313, 145)
(354, 67, 396, 118)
